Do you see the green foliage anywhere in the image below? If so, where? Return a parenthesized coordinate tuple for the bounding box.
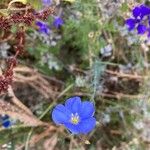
(120, 3, 129, 12)
(91, 60, 106, 100)
(61, 0, 99, 57)
(27, 0, 42, 10)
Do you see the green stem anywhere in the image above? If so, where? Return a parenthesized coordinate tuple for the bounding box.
(25, 83, 74, 150)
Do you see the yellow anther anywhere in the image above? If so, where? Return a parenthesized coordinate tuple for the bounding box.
(70, 113, 80, 124)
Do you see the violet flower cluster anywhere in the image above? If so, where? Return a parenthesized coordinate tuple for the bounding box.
(36, 17, 64, 35)
(125, 4, 150, 37)
(36, 0, 64, 35)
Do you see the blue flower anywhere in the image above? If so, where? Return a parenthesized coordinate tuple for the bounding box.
(0, 115, 11, 128)
(36, 21, 51, 35)
(52, 96, 96, 134)
(42, 0, 52, 6)
(125, 4, 150, 35)
(53, 17, 64, 29)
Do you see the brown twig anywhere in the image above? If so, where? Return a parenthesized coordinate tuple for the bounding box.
(7, 85, 33, 115)
(105, 69, 145, 80)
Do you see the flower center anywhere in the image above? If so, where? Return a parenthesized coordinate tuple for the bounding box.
(70, 113, 80, 125)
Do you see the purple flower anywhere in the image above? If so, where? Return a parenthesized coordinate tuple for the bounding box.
(36, 21, 51, 35)
(125, 4, 150, 35)
(137, 24, 147, 34)
(53, 17, 64, 29)
(0, 115, 11, 128)
(52, 96, 96, 134)
(133, 5, 150, 18)
(42, 0, 52, 6)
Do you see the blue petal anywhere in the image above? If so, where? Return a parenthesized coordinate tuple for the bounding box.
(0, 115, 11, 128)
(40, 27, 50, 35)
(2, 120, 11, 128)
(36, 21, 43, 27)
(79, 101, 95, 119)
(140, 5, 150, 18)
(64, 123, 80, 134)
(53, 17, 64, 29)
(125, 18, 136, 31)
(137, 24, 147, 34)
(64, 117, 96, 134)
(132, 6, 141, 18)
(148, 16, 150, 26)
(78, 117, 96, 134)
(36, 21, 50, 34)
(65, 96, 81, 113)
(42, 0, 52, 6)
(52, 104, 71, 125)
(147, 28, 150, 37)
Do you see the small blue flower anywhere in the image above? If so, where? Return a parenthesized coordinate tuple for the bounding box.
(0, 115, 11, 128)
(125, 4, 150, 35)
(36, 21, 51, 35)
(53, 17, 64, 29)
(42, 0, 52, 6)
(52, 96, 96, 134)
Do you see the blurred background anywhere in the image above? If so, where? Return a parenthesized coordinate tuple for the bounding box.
(1, 0, 150, 149)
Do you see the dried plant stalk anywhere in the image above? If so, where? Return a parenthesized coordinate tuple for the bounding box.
(0, 100, 43, 126)
(8, 85, 33, 115)
(30, 128, 57, 147)
(14, 66, 57, 99)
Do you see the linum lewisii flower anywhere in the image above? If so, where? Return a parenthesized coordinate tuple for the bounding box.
(36, 21, 51, 35)
(52, 96, 96, 134)
(0, 115, 11, 128)
(125, 4, 150, 36)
